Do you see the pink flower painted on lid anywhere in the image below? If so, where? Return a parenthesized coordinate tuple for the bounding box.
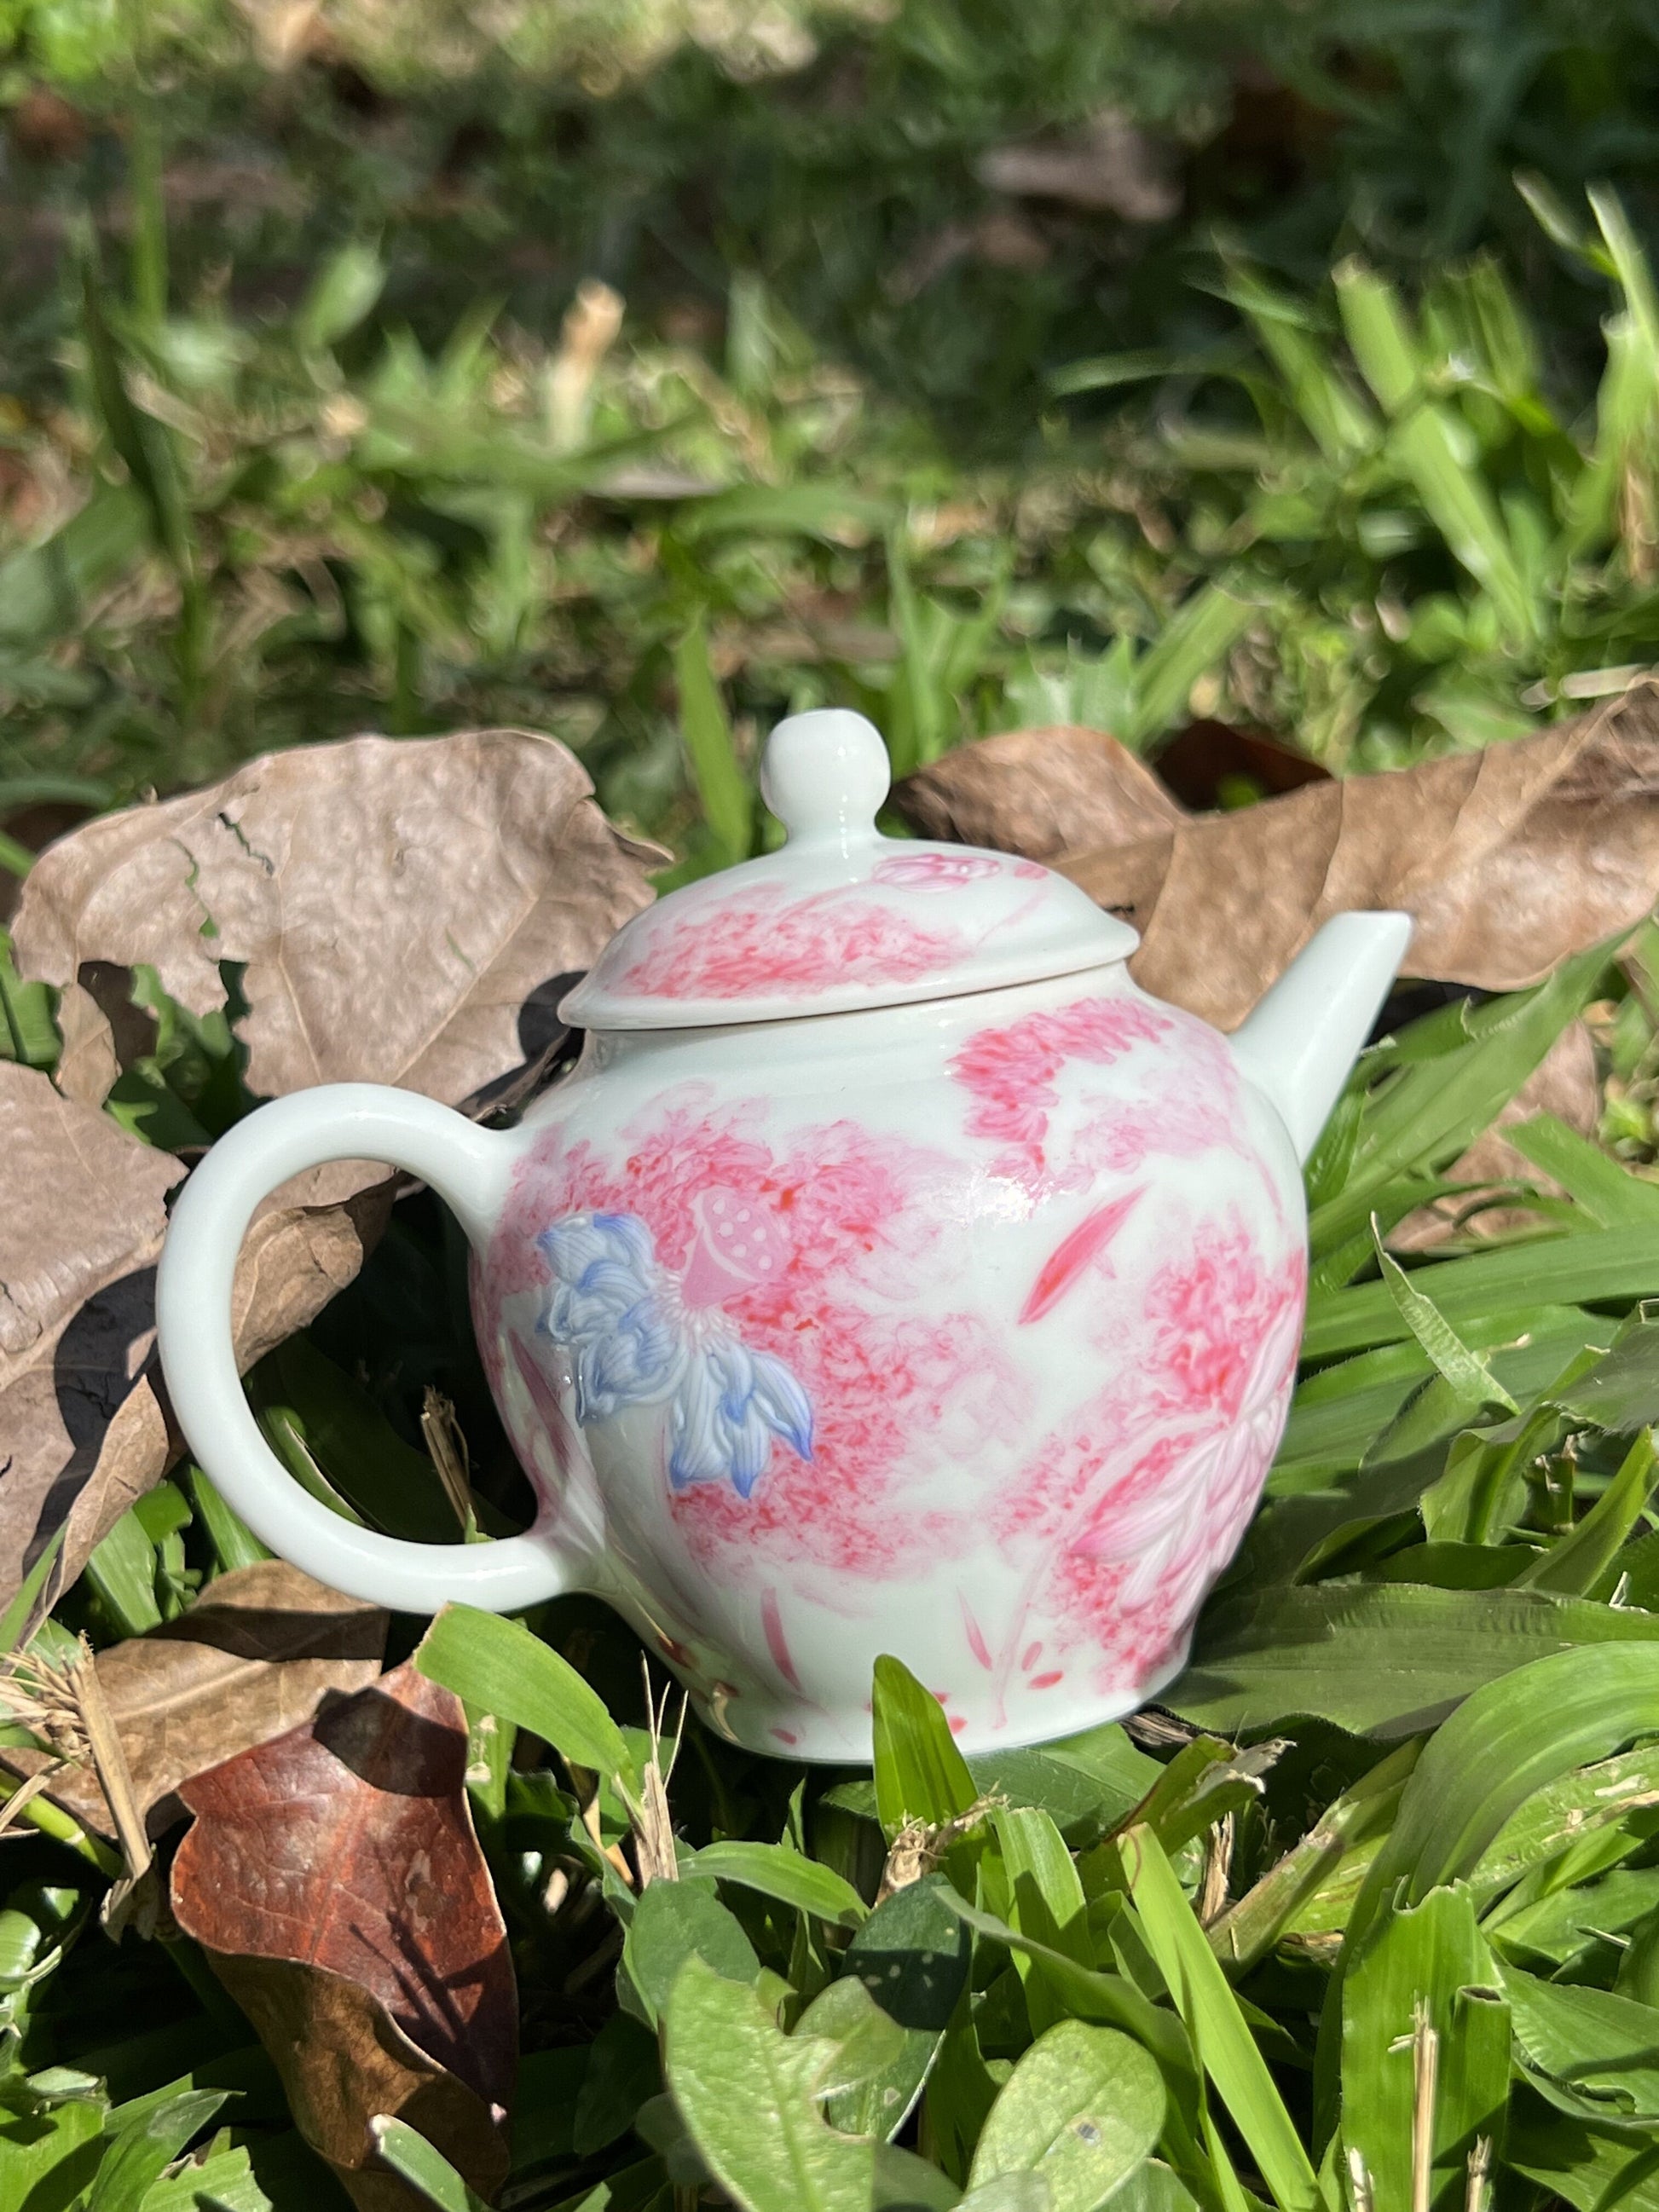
(870, 850, 1004, 891)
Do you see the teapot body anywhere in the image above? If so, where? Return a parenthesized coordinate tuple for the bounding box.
(476, 962, 1305, 1760)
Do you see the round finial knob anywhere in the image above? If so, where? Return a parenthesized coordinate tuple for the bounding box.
(760, 709, 890, 846)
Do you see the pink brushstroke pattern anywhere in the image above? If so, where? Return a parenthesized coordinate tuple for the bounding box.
(1019, 1188, 1144, 1325)
(617, 881, 969, 999)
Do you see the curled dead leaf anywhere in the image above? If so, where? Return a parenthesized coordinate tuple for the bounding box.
(894, 684, 1659, 1030)
(12, 726, 661, 1109)
(0, 1062, 393, 1609)
(171, 1660, 514, 2209)
(5, 727, 658, 1608)
(0, 1063, 183, 1609)
(0, 1558, 386, 1837)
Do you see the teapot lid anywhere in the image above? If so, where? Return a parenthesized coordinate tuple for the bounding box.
(559, 709, 1138, 1031)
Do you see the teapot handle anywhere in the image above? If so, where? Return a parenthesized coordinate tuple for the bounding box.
(156, 1083, 576, 1615)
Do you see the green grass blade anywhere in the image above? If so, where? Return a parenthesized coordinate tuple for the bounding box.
(1119, 1825, 1324, 2212)
(415, 1604, 640, 1798)
(675, 612, 754, 864)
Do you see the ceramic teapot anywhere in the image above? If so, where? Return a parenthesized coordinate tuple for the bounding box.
(157, 710, 1410, 1759)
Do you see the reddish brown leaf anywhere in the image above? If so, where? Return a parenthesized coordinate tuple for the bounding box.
(895, 684, 1659, 1030)
(0, 1559, 386, 1836)
(172, 1660, 515, 2206)
(11, 728, 661, 1108)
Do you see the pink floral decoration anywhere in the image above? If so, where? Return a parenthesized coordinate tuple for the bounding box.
(484, 1094, 1025, 1580)
(949, 994, 1171, 1184)
(870, 851, 1004, 891)
(616, 881, 968, 999)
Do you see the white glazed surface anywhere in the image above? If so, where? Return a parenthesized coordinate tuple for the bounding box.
(475, 964, 1306, 1759)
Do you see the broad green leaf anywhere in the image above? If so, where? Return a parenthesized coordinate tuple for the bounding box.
(1303, 1222, 1656, 1364)
(415, 1605, 639, 1796)
(816, 1874, 974, 2136)
(937, 1894, 1195, 2093)
(968, 2022, 1165, 2212)
(794, 1975, 917, 2141)
(872, 1654, 978, 1837)
(1119, 1826, 1323, 2212)
(1503, 1965, 1659, 2117)
(0, 2095, 105, 2211)
(674, 613, 754, 864)
(1507, 2091, 1659, 2212)
(252, 1336, 471, 1544)
(1173, 1581, 1659, 1737)
(1556, 1311, 1659, 1432)
(692, 1841, 867, 1929)
(1472, 1745, 1659, 1913)
(1340, 1885, 1508, 2212)
(84, 1507, 161, 1637)
(989, 1805, 1092, 2036)
(569, 2013, 659, 2157)
(623, 1876, 759, 2027)
(86, 2088, 230, 2212)
(369, 2117, 490, 2211)
(1309, 944, 1618, 1256)
(665, 1958, 959, 2212)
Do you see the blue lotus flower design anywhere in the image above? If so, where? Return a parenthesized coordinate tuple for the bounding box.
(536, 1210, 814, 1499)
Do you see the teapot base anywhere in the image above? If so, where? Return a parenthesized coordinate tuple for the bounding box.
(682, 1632, 1195, 1766)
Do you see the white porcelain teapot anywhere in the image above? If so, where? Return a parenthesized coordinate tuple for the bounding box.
(157, 710, 1410, 1759)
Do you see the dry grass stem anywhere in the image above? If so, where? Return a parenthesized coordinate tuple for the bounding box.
(1466, 2138, 1492, 2212)
(1347, 2150, 1375, 2212)
(1198, 1811, 1235, 1927)
(1411, 1999, 1441, 2212)
(631, 1658, 687, 1887)
(876, 1796, 1003, 1904)
(0, 1635, 156, 1934)
(420, 1388, 478, 1535)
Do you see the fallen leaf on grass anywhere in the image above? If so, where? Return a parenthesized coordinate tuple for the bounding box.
(0, 1559, 386, 1835)
(0, 1058, 394, 1608)
(5, 728, 656, 1610)
(171, 1660, 514, 2211)
(12, 728, 660, 1107)
(895, 684, 1659, 1029)
(0, 1062, 184, 1612)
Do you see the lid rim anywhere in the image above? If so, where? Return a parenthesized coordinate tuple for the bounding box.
(559, 941, 1133, 1032)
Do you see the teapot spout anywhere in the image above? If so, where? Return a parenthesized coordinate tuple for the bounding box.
(1228, 910, 1413, 1163)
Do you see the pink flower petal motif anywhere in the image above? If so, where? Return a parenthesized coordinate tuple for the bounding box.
(616, 881, 968, 998)
(870, 850, 1004, 891)
(1018, 1187, 1143, 1325)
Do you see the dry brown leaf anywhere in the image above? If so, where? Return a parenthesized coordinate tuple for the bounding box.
(0, 1066, 392, 1611)
(172, 1661, 514, 2209)
(0, 1558, 386, 1836)
(895, 685, 1659, 1030)
(12, 727, 660, 1108)
(5, 727, 656, 1608)
(0, 1062, 184, 1608)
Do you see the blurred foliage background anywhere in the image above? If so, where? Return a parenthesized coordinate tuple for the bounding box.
(6, 0, 1659, 864)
